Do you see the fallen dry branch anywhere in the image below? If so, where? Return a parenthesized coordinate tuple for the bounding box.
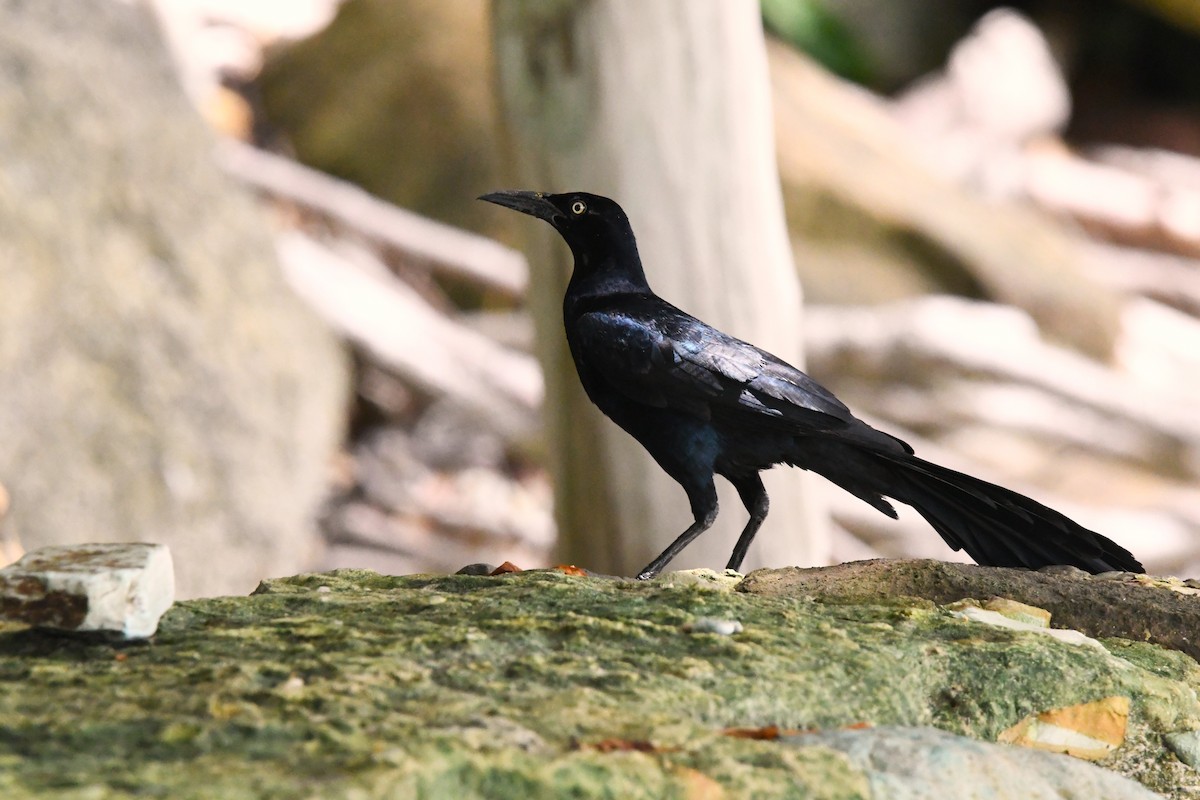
(276, 231, 542, 441)
(1024, 143, 1200, 257)
(767, 38, 1121, 359)
(218, 139, 529, 298)
(816, 405, 1192, 565)
(803, 296, 1200, 476)
(802, 299, 1200, 572)
(1081, 243, 1200, 318)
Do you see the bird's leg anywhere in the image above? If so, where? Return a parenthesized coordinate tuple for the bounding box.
(726, 473, 769, 573)
(636, 481, 718, 580)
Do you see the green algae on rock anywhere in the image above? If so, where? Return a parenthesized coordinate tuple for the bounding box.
(0, 568, 1196, 798)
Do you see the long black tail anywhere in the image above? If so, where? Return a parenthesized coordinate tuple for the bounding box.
(809, 441, 1143, 574)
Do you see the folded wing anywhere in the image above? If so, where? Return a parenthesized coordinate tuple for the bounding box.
(573, 299, 858, 435)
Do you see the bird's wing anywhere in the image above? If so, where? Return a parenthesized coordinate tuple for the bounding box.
(573, 302, 856, 432)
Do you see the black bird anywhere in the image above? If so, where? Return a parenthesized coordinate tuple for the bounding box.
(480, 189, 1143, 579)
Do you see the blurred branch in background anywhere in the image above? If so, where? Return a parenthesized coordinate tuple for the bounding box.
(804, 297, 1200, 571)
(777, 4, 1200, 571)
(220, 137, 552, 576)
(773, 12, 1121, 359)
(218, 140, 529, 299)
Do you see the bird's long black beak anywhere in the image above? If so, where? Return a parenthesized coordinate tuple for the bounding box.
(478, 190, 561, 222)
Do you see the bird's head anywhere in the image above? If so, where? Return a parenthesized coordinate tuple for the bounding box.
(479, 190, 636, 258)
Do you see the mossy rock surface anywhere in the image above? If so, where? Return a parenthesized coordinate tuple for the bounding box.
(0, 567, 1195, 798)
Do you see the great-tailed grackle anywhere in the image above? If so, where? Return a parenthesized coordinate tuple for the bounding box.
(480, 189, 1143, 579)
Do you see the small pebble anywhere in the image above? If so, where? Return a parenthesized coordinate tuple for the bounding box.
(456, 563, 495, 576)
(1164, 730, 1200, 769)
(683, 617, 743, 636)
(278, 675, 306, 697)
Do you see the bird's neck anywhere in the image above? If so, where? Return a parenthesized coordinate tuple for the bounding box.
(565, 237, 651, 301)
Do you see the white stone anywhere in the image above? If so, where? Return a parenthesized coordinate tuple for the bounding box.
(788, 726, 1158, 800)
(0, 543, 175, 638)
(949, 606, 1107, 652)
(683, 617, 744, 636)
(1164, 730, 1200, 769)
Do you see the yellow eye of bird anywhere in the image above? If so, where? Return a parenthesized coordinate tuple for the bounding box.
(571, 200, 587, 215)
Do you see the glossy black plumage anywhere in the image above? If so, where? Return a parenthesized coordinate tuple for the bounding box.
(480, 189, 1143, 579)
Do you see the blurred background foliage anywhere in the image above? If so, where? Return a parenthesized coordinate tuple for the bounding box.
(233, 0, 1200, 576)
(253, 0, 1200, 267)
(760, 0, 873, 85)
(766, 0, 1200, 105)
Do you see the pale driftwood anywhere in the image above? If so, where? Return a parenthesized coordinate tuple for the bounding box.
(324, 485, 553, 573)
(891, 9, 1069, 188)
(767, 39, 1120, 359)
(802, 297, 1200, 570)
(821, 412, 1196, 570)
(1081, 242, 1200, 316)
(276, 232, 542, 440)
(803, 297, 1200, 471)
(218, 139, 529, 298)
(1023, 144, 1200, 255)
(323, 502, 496, 572)
(828, 475, 1200, 570)
(1094, 144, 1200, 193)
(493, 0, 828, 575)
(459, 310, 536, 353)
(865, 378, 1169, 469)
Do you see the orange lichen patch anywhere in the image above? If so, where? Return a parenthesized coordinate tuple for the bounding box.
(675, 766, 725, 800)
(998, 696, 1130, 760)
(573, 737, 668, 753)
(555, 564, 588, 576)
(723, 725, 799, 740)
(724, 721, 873, 740)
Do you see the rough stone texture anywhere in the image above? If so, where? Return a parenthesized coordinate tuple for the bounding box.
(0, 569, 1196, 797)
(0, 544, 174, 639)
(741, 558, 1200, 662)
(790, 726, 1159, 799)
(1166, 730, 1200, 770)
(0, 1, 348, 597)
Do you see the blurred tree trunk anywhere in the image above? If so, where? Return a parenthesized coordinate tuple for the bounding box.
(491, 0, 829, 575)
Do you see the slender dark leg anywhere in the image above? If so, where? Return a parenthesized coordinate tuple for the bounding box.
(726, 473, 769, 573)
(637, 480, 719, 580)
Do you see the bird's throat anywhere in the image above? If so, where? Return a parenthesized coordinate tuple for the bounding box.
(568, 250, 651, 299)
